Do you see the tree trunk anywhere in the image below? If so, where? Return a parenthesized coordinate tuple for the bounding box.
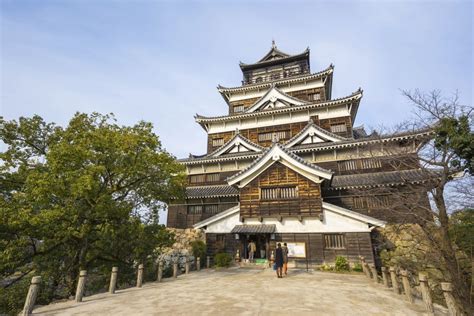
(433, 186, 472, 314)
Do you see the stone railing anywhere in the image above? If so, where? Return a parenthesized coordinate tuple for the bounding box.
(21, 255, 213, 315)
(358, 256, 464, 316)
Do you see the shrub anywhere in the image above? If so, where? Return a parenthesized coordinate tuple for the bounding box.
(335, 256, 349, 271)
(319, 263, 334, 271)
(191, 240, 207, 262)
(352, 262, 363, 272)
(214, 253, 233, 267)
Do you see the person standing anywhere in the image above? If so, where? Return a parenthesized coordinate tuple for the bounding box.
(275, 243, 283, 278)
(282, 242, 289, 275)
(248, 240, 256, 262)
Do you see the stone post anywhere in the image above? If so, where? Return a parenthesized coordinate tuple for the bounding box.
(364, 262, 371, 279)
(75, 270, 87, 303)
(418, 273, 434, 315)
(173, 261, 178, 278)
(109, 267, 118, 294)
(400, 270, 414, 303)
(21, 276, 41, 316)
(136, 264, 144, 288)
(196, 257, 201, 271)
(369, 264, 378, 283)
(206, 256, 210, 269)
(389, 267, 400, 294)
(185, 257, 190, 275)
(157, 261, 163, 282)
(360, 256, 367, 275)
(441, 282, 460, 316)
(381, 267, 390, 287)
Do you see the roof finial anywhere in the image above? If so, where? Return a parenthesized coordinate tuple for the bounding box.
(272, 39, 276, 49)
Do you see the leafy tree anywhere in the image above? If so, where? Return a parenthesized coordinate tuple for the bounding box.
(0, 113, 185, 315)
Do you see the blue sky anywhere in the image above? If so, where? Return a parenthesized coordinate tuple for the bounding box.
(1, 0, 473, 161)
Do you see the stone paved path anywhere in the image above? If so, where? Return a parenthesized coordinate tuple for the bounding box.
(33, 268, 440, 315)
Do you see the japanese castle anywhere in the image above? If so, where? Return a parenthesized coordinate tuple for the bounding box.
(167, 42, 431, 266)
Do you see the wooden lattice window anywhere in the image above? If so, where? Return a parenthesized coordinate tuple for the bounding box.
(189, 174, 206, 184)
(324, 234, 346, 249)
(234, 105, 244, 113)
(212, 138, 224, 147)
(330, 123, 347, 133)
(204, 204, 219, 215)
(216, 234, 226, 251)
(261, 186, 298, 200)
(361, 159, 382, 169)
(367, 195, 390, 208)
(338, 159, 382, 171)
(206, 173, 220, 182)
(311, 93, 321, 101)
(187, 205, 203, 215)
(258, 130, 290, 142)
(353, 196, 367, 209)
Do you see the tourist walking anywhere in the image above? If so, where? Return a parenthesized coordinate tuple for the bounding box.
(282, 242, 289, 275)
(248, 240, 256, 261)
(275, 243, 283, 278)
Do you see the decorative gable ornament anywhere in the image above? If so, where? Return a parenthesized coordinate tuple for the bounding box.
(245, 86, 307, 113)
(210, 134, 264, 157)
(285, 121, 351, 147)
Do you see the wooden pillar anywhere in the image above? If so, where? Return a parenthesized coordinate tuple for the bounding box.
(381, 267, 389, 287)
(400, 270, 414, 303)
(173, 262, 178, 278)
(196, 257, 201, 271)
(206, 256, 210, 269)
(418, 273, 434, 315)
(441, 282, 460, 316)
(157, 261, 163, 282)
(185, 257, 190, 274)
(369, 264, 378, 283)
(21, 276, 41, 316)
(389, 267, 400, 294)
(75, 270, 87, 303)
(109, 267, 118, 294)
(136, 264, 144, 288)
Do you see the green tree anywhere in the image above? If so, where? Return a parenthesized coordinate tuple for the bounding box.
(0, 113, 185, 314)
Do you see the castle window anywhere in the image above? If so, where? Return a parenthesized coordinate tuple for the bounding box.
(204, 204, 219, 215)
(206, 173, 220, 182)
(330, 123, 347, 133)
(187, 205, 203, 215)
(216, 234, 226, 251)
(189, 174, 206, 183)
(189, 173, 220, 184)
(338, 158, 382, 171)
(258, 130, 290, 142)
(353, 195, 390, 209)
(324, 234, 346, 249)
(255, 77, 263, 83)
(311, 93, 321, 101)
(261, 186, 298, 200)
(212, 138, 224, 147)
(234, 105, 244, 113)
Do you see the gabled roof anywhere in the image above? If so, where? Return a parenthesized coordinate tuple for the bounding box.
(239, 43, 310, 71)
(193, 204, 240, 229)
(285, 120, 351, 147)
(244, 85, 307, 113)
(227, 143, 333, 188)
(209, 133, 264, 157)
(322, 202, 386, 227)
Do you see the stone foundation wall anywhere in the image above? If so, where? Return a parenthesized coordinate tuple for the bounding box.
(159, 228, 205, 271)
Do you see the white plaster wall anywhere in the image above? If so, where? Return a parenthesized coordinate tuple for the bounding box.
(205, 209, 371, 233)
